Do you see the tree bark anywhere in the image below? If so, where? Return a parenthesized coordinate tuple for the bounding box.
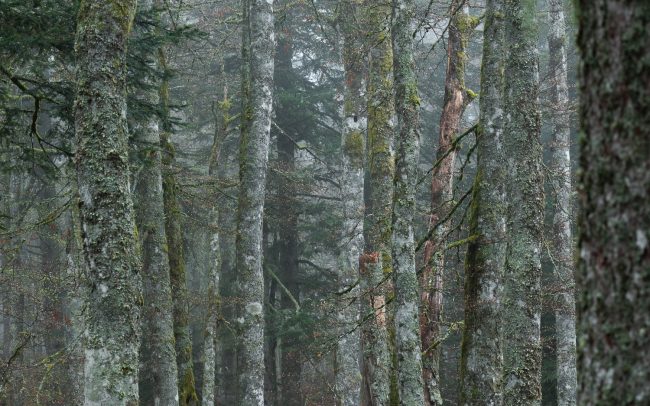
(420, 3, 477, 405)
(73, 1, 141, 403)
(576, 1, 650, 403)
(236, 0, 275, 404)
(390, 0, 425, 403)
(336, 1, 365, 404)
(546, 1, 576, 405)
(359, 1, 395, 404)
(459, 1, 506, 404)
(134, 2, 179, 404)
(501, 0, 544, 404)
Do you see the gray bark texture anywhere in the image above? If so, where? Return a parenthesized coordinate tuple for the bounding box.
(576, 1, 650, 404)
(390, 0, 425, 403)
(335, 1, 365, 404)
(360, 2, 395, 404)
(459, 0, 506, 404)
(501, 0, 544, 404)
(546, 1, 576, 405)
(134, 2, 179, 404)
(236, 0, 275, 404)
(73, 1, 142, 404)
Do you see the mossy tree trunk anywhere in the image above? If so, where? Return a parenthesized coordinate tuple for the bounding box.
(576, 1, 650, 403)
(134, 1, 179, 404)
(459, 0, 506, 404)
(159, 50, 199, 406)
(546, 1, 576, 404)
(390, 0, 425, 403)
(73, 1, 141, 403)
(360, 1, 395, 404)
(335, 1, 365, 404)
(236, 0, 275, 404)
(420, 3, 477, 405)
(501, 0, 544, 404)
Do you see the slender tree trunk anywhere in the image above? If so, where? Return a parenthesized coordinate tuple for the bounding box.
(236, 0, 275, 404)
(359, 1, 395, 404)
(73, 1, 141, 403)
(501, 1, 544, 404)
(420, 4, 477, 405)
(335, 1, 365, 404)
(546, 1, 576, 405)
(576, 1, 650, 403)
(158, 50, 199, 406)
(459, 1, 506, 404)
(134, 3, 179, 404)
(390, 0, 425, 403)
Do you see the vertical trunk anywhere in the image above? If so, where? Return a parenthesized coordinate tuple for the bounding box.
(546, 1, 576, 405)
(361, 1, 395, 404)
(390, 0, 425, 403)
(576, 1, 650, 403)
(420, 4, 477, 405)
(236, 0, 275, 404)
(73, 1, 141, 403)
(459, 0, 506, 404)
(135, 2, 179, 404)
(159, 50, 199, 405)
(336, 1, 365, 404)
(501, 0, 544, 404)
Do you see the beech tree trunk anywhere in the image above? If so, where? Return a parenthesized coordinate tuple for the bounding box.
(546, 1, 576, 404)
(501, 0, 544, 404)
(358, 2, 395, 404)
(576, 1, 650, 403)
(390, 0, 425, 403)
(73, 1, 141, 403)
(420, 3, 477, 405)
(459, 0, 506, 404)
(236, 0, 275, 404)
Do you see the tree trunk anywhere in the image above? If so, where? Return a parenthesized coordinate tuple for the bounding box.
(361, 1, 395, 404)
(501, 0, 544, 404)
(335, 1, 365, 404)
(134, 2, 179, 404)
(459, 0, 506, 404)
(576, 1, 650, 403)
(546, 1, 576, 405)
(73, 1, 141, 403)
(390, 0, 425, 403)
(236, 0, 275, 404)
(420, 4, 477, 405)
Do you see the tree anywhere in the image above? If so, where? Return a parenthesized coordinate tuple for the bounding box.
(360, 0, 395, 403)
(546, 0, 576, 404)
(576, 1, 650, 403)
(73, 0, 141, 403)
(420, 3, 477, 404)
(390, 0, 425, 403)
(236, 0, 275, 403)
(501, 0, 544, 403)
(459, 0, 506, 404)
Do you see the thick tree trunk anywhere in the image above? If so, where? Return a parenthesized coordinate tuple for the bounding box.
(236, 0, 275, 404)
(546, 1, 576, 405)
(73, 1, 141, 403)
(459, 1, 506, 404)
(336, 1, 365, 404)
(576, 1, 650, 403)
(134, 2, 179, 404)
(501, 1, 544, 404)
(390, 0, 425, 403)
(420, 4, 477, 405)
(360, 1, 395, 404)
